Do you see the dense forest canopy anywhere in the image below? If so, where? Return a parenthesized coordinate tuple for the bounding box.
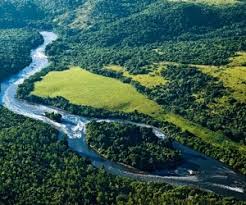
(86, 121, 182, 171)
(0, 29, 42, 82)
(43, 0, 246, 74)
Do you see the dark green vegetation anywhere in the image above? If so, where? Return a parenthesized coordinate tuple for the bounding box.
(45, 112, 62, 123)
(0, 1, 43, 29)
(86, 121, 181, 171)
(0, 1, 42, 83)
(0, 29, 43, 83)
(0, 0, 82, 29)
(1, 107, 242, 205)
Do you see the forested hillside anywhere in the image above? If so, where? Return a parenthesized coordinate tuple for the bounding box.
(0, 1, 42, 28)
(0, 0, 85, 29)
(0, 29, 42, 82)
(48, 0, 246, 68)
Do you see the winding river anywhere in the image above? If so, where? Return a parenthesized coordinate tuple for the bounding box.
(1, 31, 246, 200)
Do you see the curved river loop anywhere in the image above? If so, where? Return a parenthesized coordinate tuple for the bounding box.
(0, 32, 246, 200)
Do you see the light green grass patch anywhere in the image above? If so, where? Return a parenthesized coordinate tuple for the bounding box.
(104, 64, 167, 88)
(32, 67, 165, 116)
(229, 52, 246, 67)
(197, 64, 246, 103)
(157, 52, 246, 102)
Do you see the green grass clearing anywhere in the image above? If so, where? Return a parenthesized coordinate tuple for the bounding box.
(156, 52, 246, 103)
(104, 64, 167, 88)
(229, 52, 246, 67)
(32, 67, 165, 116)
(196, 52, 246, 103)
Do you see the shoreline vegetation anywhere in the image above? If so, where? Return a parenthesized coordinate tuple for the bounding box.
(86, 121, 182, 172)
(0, 29, 43, 83)
(44, 112, 62, 123)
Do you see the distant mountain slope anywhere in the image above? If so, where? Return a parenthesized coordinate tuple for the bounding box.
(0, 0, 86, 28)
(49, 0, 245, 68)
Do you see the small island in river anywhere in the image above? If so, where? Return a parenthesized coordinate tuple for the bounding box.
(86, 121, 182, 172)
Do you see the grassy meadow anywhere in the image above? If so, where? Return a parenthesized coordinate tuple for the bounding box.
(104, 64, 167, 88)
(196, 52, 246, 102)
(32, 67, 165, 116)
